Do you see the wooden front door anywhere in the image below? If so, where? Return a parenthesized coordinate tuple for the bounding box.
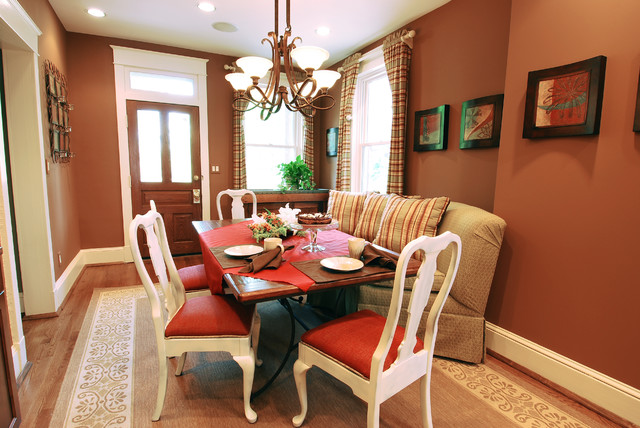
(128, 100, 202, 255)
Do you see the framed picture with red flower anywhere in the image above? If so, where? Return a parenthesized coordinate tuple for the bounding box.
(460, 94, 504, 149)
(523, 55, 607, 138)
(414, 104, 449, 151)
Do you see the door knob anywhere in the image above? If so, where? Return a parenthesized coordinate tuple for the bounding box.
(193, 175, 200, 181)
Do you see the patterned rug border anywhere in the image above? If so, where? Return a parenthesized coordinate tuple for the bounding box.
(51, 286, 145, 427)
(435, 358, 591, 427)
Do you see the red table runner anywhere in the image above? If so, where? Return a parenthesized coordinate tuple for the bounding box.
(198, 221, 350, 294)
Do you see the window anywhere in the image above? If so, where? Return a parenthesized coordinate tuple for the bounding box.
(129, 71, 195, 96)
(244, 107, 304, 189)
(351, 48, 392, 193)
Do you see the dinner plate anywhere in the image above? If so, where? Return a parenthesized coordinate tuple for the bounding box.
(224, 245, 263, 257)
(320, 257, 364, 272)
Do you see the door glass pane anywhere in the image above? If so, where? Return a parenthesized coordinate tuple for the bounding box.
(169, 112, 192, 183)
(137, 110, 162, 182)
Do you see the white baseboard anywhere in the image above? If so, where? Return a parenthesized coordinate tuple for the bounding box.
(11, 335, 26, 379)
(53, 247, 128, 310)
(486, 322, 640, 425)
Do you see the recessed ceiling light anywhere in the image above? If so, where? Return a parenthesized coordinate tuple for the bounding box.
(87, 8, 106, 18)
(198, 2, 215, 12)
(212, 22, 238, 33)
(316, 26, 330, 36)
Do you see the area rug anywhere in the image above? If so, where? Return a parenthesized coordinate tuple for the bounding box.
(51, 286, 594, 427)
(51, 286, 145, 427)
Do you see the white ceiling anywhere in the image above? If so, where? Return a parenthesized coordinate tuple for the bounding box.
(48, 0, 450, 67)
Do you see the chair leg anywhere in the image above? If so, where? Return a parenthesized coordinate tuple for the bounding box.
(253, 311, 262, 367)
(421, 370, 434, 428)
(175, 352, 187, 376)
(292, 359, 311, 427)
(152, 355, 169, 421)
(233, 353, 258, 423)
(366, 402, 381, 428)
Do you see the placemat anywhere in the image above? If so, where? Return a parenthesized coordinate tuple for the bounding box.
(209, 245, 255, 269)
(291, 259, 394, 284)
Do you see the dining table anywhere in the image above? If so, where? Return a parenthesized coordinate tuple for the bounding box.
(192, 218, 420, 399)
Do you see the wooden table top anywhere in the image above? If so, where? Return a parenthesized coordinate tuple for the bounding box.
(193, 220, 416, 304)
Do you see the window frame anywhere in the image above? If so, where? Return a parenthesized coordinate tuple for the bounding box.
(351, 46, 392, 193)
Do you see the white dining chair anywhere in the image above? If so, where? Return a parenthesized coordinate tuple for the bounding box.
(129, 208, 261, 423)
(149, 200, 209, 298)
(291, 232, 462, 428)
(216, 189, 258, 220)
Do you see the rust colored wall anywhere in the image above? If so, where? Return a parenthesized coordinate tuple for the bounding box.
(404, 0, 510, 210)
(65, 34, 235, 248)
(317, 0, 510, 211)
(16, 0, 82, 279)
(489, 0, 640, 388)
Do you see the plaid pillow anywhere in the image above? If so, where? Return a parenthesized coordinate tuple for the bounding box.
(326, 190, 368, 235)
(373, 196, 450, 254)
(353, 193, 402, 242)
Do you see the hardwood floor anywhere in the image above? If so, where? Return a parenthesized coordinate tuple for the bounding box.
(17, 255, 201, 427)
(16, 256, 629, 427)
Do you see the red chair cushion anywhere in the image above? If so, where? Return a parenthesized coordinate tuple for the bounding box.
(178, 264, 209, 291)
(300, 310, 424, 379)
(165, 294, 255, 337)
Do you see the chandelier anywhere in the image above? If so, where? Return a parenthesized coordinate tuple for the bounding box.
(225, 0, 341, 119)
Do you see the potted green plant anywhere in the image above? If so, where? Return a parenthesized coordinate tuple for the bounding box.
(277, 155, 315, 191)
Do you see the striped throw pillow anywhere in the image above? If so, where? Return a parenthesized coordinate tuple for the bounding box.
(326, 190, 368, 235)
(353, 193, 402, 242)
(373, 196, 450, 254)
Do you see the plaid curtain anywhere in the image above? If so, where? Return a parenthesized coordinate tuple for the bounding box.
(336, 53, 362, 191)
(383, 30, 413, 194)
(302, 109, 314, 177)
(232, 91, 249, 189)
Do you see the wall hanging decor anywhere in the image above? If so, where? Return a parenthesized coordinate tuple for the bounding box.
(44, 60, 74, 162)
(326, 127, 338, 157)
(634, 70, 640, 132)
(523, 55, 606, 138)
(414, 104, 449, 151)
(460, 94, 503, 149)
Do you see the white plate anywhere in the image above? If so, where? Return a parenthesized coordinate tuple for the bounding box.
(320, 257, 364, 272)
(224, 245, 263, 257)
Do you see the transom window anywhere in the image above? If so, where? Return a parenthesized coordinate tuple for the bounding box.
(129, 71, 195, 96)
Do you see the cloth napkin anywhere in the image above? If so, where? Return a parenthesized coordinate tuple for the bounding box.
(238, 245, 295, 273)
(361, 244, 400, 269)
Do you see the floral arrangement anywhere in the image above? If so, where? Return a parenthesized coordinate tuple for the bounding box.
(248, 204, 305, 242)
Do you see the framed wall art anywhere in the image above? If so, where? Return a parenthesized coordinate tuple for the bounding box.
(44, 59, 74, 162)
(326, 127, 338, 157)
(414, 104, 449, 151)
(523, 55, 606, 138)
(459, 94, 503, 149)
(634, 70, 640, 132)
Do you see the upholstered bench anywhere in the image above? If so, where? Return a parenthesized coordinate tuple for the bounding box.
(318, 190, 506, 364)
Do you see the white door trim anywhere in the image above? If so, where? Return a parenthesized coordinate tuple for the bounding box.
(112, 46, 210, 261)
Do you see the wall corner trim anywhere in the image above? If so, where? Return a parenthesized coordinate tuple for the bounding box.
(486, 322, 640, 425)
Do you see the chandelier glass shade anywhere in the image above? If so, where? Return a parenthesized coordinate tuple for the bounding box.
(225, 0, 341, 119)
